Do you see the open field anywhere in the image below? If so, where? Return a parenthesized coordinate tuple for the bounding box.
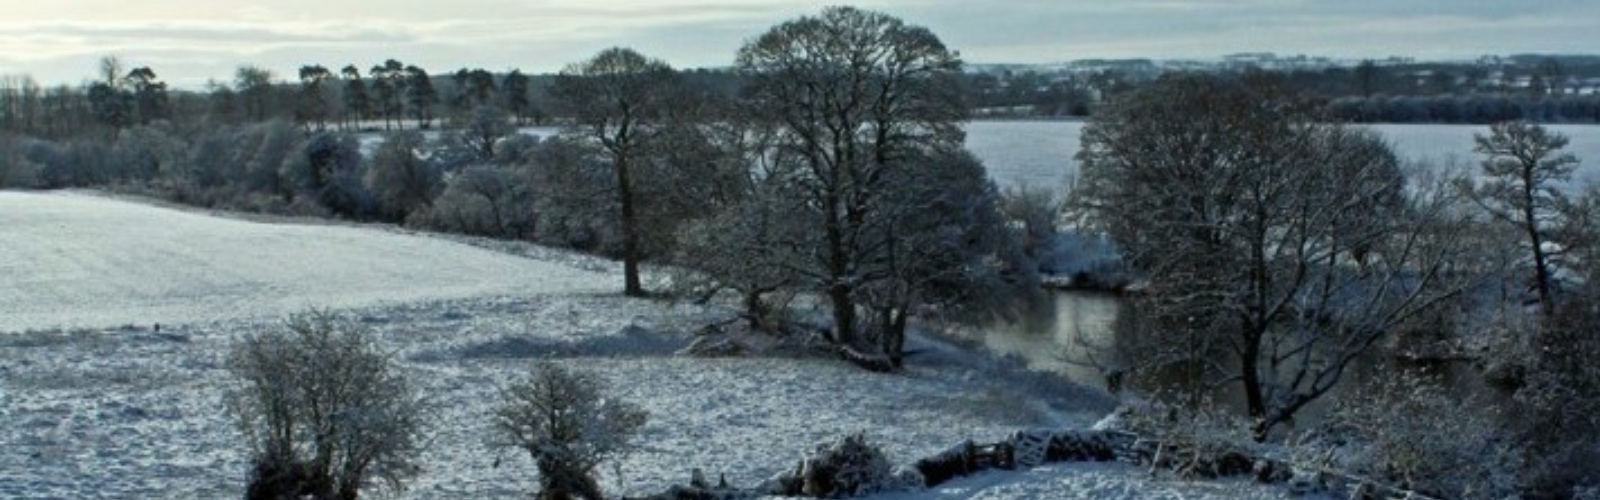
(0, 192, 1299, 499)
(0, 191, 611, 333)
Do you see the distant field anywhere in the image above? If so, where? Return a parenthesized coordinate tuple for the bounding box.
(0, 191, 610, 333)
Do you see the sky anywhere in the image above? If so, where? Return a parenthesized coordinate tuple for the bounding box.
(0, 0, 1596, 87)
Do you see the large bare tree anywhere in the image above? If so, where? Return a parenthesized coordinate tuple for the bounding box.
(736, 6, 967, 352)
(549, 47, 678, 297)
(1072, 73, 1471, 438)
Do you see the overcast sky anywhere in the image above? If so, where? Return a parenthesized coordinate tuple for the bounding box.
(1, 0, 1595, 87)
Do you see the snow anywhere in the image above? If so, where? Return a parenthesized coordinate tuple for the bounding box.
(0, 191, 1296, 499)
(0, 190, 609, 333)
(355, 126, 561, 155)
(875, 462, 1293, 500)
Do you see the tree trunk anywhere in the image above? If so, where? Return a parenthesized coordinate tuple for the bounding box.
(1525, 194, 1555, 317)
(824, 188, 855, 346)
(743, 290, 768, 330)
(887, 307, 908, 368)
(1239, 334, 1268, 439)
(828, 284, 856, 347)
(618, 154, 644, 297)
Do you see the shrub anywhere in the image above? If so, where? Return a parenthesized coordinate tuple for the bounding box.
(1294, 372, 1508, 499)
(226, 311, 426, 500)
(411, 164, 534, 238)
(795, 433, 896, 498)
(0, 135, 41, 188)
(1511, 301, 1600, 496)
(363, 131, 438, 221)
(1113, 399, 1259, 479)
(494, 362, 647, 500)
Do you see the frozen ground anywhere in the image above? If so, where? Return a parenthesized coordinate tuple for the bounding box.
(0, 190, 611, 333)
(0, 191, 1293, 499)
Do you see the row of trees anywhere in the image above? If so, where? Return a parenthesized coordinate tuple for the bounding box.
(1328, 93, 1600, 124)
(0, 59, 546, 141)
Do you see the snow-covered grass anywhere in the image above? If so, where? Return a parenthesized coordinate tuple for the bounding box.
(0, 190, 609, 333)
(0, 191, 1296, 499)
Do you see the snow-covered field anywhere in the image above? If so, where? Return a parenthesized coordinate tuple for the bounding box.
(0, 191, 611, 333)
(0, 191, 1293, 499)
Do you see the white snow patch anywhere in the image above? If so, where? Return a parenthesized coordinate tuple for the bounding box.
(0, 191, 610, 333)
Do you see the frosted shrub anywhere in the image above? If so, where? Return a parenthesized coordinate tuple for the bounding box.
(1511, 301, 1600, 496)
(1116, 400, 1259, 479)
(363, 130, 439, 221)
(412, 164, 535, 238)
(791, 433, 898, 498)
(494, 362, 648, 500)
(226, 311, 427, 500)
(0, 136, 40, 188)
(1294, 373, 1506, 499)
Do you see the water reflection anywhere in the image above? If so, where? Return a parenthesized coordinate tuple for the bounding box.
(982, 291, 1130, 391)
(981, 291, 1496, 421)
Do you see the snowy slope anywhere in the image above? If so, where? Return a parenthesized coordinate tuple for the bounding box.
(0, 191, 610, 333)
(0, 191, 1295, 499)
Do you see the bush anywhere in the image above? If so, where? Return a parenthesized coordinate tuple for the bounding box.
(1294, 372, 1508, 499)
(363, 131, 439, 221)
(1112, 400, 1259, 479)
(494, 362, 647, 500)
(1511, 302, 1600, 496)
(410, 164, 534, 238)
(0, 136, 41, 188)
(226, 311, 427, 500)
(795, 433, 897, 498)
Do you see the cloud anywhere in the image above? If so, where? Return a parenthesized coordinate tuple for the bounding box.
(0, 1, 1593, 85)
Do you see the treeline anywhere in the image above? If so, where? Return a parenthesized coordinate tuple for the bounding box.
(1326, 93, 1600, 124)
(963, 55, 1600, 122)
(0, 57, 554, 142)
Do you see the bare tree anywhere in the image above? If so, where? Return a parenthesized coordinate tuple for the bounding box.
(1462, 121, 1581, 317)
(460, 105, 513, 160)
(736, 6, 966, 352)
(1071, 73, 1471, 438)
(549, 47, 678, 297)
(671, 118, 802, 329)
(855, 149, 1035, 366)
(227, 311, 427, 500)
(494, 362, 647, 500)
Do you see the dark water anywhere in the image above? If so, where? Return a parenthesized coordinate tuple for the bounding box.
(981, 291, 1493, 421)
